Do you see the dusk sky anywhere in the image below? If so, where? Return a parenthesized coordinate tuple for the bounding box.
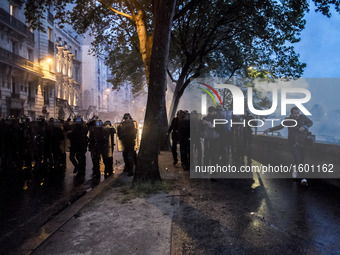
(296, 7, 340, 78)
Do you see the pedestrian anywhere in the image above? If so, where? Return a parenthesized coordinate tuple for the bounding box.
(117, 113, 137, 176)
(264, 106, 313, 185)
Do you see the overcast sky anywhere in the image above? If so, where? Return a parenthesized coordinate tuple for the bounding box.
(295, 7, 340, 78)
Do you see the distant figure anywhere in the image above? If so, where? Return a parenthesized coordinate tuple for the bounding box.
(190, 110, 203, 165)
(117, 113, 137, 176)
(264, 106, 313, 185)
(202, 106, 218, 165)
(168, 111, 180, 165)
(231, 115, 245, 165)
(178, 110, 190, 170)
(244, 111, 254, 166)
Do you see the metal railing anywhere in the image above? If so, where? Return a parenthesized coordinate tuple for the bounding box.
(0, 8, 34, 42)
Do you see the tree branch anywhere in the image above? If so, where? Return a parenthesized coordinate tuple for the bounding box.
(167, 68, 177, 83)
(98, 0, 133, 20)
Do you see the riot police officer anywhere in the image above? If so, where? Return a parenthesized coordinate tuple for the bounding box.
(117, 113, 137, 176)
(46, 118, 65, 170)
(67, 116, 88, 175)
(102, 120, 116, 177)
(168, 111, 180, 165)
(88, 118, 103, 177)
(178, 110, 190, 170)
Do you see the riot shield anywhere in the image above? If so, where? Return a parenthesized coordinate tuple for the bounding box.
(115, 121, 138, 152)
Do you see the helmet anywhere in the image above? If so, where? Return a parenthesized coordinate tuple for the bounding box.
(208, 106, 216, 113)
(95, 120, 103, 127)
(74, 115, 83, 123)
(20, 115, 30, 123)
(123, 113, 131, 120)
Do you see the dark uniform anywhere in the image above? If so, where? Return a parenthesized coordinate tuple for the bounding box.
(88, 117, 102, 177)
(190, 111, 203, 165)
(202, 106, 218, 166)
(29, 117, 46, 171)
(168, 112, 180, 165)
(46, 118, 65, 170)
(68, 116, 88, 175)
(267, 112, 313, 166)
(102, 121, 116, 177)
(178, 110, 190, 170)
(231, 115, 246, 165)
(117, 113, 137, 176)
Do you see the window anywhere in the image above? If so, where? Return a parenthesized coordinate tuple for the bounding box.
(11, 40, 18, 54)
(10, 4, 17, 18)
(11, 77, 16, 93)
(75, 50, 78, 59)
(44, 87, 50, 105)
(28, 48, 33, 61)
(48, 28, 53, 41)
(75, 68, 79, 82)
(28, 82, 33, 97)
(21, 84, 27, 92)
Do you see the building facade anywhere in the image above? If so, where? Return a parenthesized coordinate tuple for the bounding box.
(0, 0, 43, 119)
(0, 1, 133, 122)
(81, 33, 132, 123)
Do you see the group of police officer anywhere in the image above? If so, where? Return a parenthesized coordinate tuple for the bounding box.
(0, 113, 138, 183)
(168, 106, 254, 169)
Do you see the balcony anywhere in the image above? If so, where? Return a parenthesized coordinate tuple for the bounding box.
(48, 40, 54, 55)
(0, 47, 42, 76)
(11, 93, 20, 99)
(0, 8, 34, 43)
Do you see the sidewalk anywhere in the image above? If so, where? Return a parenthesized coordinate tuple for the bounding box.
(16, 151, 180, 255)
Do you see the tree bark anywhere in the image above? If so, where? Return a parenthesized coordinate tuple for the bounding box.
(133, 0, 177, 183)
(134, 10, 153, 85)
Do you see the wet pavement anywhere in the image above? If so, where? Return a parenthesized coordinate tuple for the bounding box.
(171, 171, 340, 255)
(2, 152, 340, 254)
(0, 151, 123, 255)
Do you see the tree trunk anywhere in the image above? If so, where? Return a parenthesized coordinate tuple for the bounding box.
(134, 10, 153, 85)
(133, 0, 176, 183)
(160, 103, 170, 150)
